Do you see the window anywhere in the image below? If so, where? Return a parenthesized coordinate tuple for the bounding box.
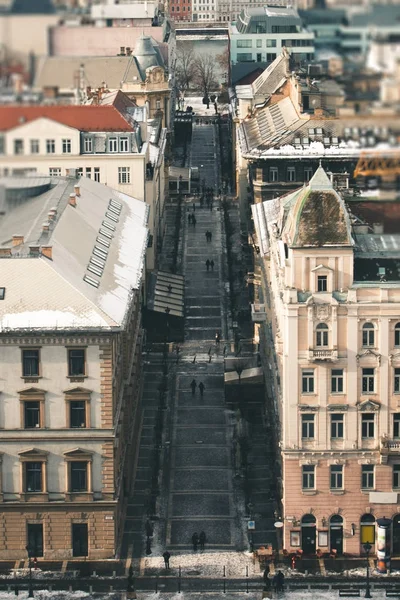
(361, 465, 374, 489)
(256, 39, 262, 47)
(94, 167, 100, 182)
(361, 413, 375, 438)
(108, 137, 118, 152)
(72, 523, 88, 557)
(394, 413, 400, 438)
(266, 53, 276, 62)
(14, 139, 24, 155)
(302, 465, 315, 489)
(70, 401, 86, 429)
(302, 414, 315, 439)
(330, 465, 343, 490)
(362, 368, 375, 393)
(393, 465, 400, 489)
(331, 369, 344, 393)
(24, 401, 40, 429)
(316, 323, 329, 347)
(287, 166, 296, 182)
(395, 369, 400, 393)
(237, 53, 253, 62)
(118, 167, 130, 184)
(317, 275, 327, 292)
(269, 167, 278, 182)
(77, 167, 83, 177)
(49, 167, 61, 177)
(62, 139, 72, 154)
(119, 137, 129, 152)
(362, 323, 375, 347)
(83, 138, 93, 153)
(302, 369, 314, 393)
(395, 323, 400, 347)
(22, 349, 39, 377)
(30, 139, 39, 154)
(0, 136, 4, 154)
(46, 139, 55, 154)
(266, 39, 277, 47)
(68, 349, 85, 377)
(85, 167, 91, 179)
(331, 413, 344, 439)
(25, 462, 43, 492)
(70, 462, 88, 492)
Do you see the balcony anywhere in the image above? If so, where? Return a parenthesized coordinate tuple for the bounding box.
(308, 348, 338, 362)
(380, 438, 400, 464)
(251, 303, 267, 322)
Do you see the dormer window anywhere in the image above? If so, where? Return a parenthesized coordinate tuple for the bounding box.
(317, 275, 327, 292)
(83, 138, 93, 153)
(316, 323, 329, 347)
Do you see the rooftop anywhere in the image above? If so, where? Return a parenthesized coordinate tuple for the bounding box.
(0, 176, 148, 331)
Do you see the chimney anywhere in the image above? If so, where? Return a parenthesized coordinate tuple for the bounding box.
(41, 246, 53, 260)
(42, 221, 50, 233)
(74, 184, 81, 197)
(120, 46, 126, 55)
(126, 47, 132, 56)
(69, 193, 77, 208)
(373, 223, 384, 234)
(314, 107, 324, 118)
(48, 210, 56, 221)
(29, 245, 40, 256)
(0, 248, 12, 256)
(12, 235, 24, 247)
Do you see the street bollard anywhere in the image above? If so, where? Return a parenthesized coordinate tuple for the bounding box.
(246, 565, 249, 594)
(155, 576, 158, 594)
(223, 566, 226, 593)
(178, 565, 181, 593)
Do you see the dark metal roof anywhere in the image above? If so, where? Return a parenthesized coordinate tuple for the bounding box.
(10, 0, 55, 14)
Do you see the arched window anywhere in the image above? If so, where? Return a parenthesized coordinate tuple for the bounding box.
(302, 514, 316, 524)
(330, 514, 343, 525)
(316, 323, 329, 347)
(395, 323, 400, 347)
(362, 322, 375, 347)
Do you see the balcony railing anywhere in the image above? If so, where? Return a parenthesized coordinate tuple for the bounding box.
(380, 438, 400, 463)
(308, 348, 338, 362)
(251, 303, 267, 322)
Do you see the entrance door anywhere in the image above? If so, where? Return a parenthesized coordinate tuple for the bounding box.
(301, 514, 316, 554)
(27, 523, 43, 557)
(393, 515, 400, 555)
(330, 515, 343, 555)
(72, 523, 88, 557)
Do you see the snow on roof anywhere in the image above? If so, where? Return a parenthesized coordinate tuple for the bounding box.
(0, 176, 148, 331)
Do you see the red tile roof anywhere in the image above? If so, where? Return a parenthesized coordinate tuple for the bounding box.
(0, 105, 134, 132)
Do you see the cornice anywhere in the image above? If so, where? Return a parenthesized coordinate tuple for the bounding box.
(0, 336, 112, 346)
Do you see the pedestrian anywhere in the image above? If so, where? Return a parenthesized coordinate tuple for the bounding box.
(192, 532, 199, 551)
(210, 259, 214, 271)
(163, 550, 171, 569)
(272, 573, 278, 593)
(276, 571, 284, 592)
(145, 519, 153, 537)
(263, 566, 270, 590)
(215, 331, 220, 345)
(291, 554, 296, 570)
(188, 213, 192, 225)
(205, 231, 209, 242)
(209, 231, 212, 242)
(190, 379, 197, 395)
(199, 531, 206, 550)
(199, 382, 205, 397)
(209, 201, 213, 211)
(206, 259, 210, 272)
(192, 215, 196, 227)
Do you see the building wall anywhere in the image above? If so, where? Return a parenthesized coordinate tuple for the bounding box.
(0, 15, 59, 64)
(230, 32, 314, 64)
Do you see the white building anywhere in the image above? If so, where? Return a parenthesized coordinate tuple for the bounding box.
(229, 6, 314, 66)
(0, 174, 148, 558)
(0, 91, 167, 270)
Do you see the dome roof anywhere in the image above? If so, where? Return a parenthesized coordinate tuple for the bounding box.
(134, 35, 160, 75)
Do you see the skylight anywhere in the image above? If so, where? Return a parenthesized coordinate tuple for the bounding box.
(87, 264, 103, 277)
(83, 275, 99, 288)
(0, 288, 5, 300)
(96, 236, 110, 248)
(105, 212, 119, 223)
(102, 221, 115, 232)
(99, 227, 113, 239)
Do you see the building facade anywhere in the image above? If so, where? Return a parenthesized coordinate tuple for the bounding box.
(252, 166, 400, 557)
(0, 175, 148, 559)
(0, 94, 167, 270)
(230, 6, 314, 65)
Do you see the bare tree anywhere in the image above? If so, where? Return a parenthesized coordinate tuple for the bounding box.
(192, 53, 218, 98)
(216, 47, 230, 84)
(175, 43, 196, 95)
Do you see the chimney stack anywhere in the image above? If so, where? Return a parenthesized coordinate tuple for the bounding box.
(74, 184, 81, 197)
(0, 248, 12, 256)
(29, 245, 40, 256)
(42, 222, 50, 233)
(12, 235, 24, 247)
(41, 246, 53, 260)
(69, 193, 77, 208)
(48, 210, 56, 221)
(120, 46, 126, 55)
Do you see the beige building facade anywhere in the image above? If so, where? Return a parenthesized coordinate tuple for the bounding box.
(253, 166, 400, 557)
(0, 175, 148, 559)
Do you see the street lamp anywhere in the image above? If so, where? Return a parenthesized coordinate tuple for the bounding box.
(363, 542, 372, 599)
(26, 545, 34, 597)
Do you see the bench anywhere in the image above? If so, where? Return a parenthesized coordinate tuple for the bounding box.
(386, 591, 400, 597)
(338, 590, 360, 597)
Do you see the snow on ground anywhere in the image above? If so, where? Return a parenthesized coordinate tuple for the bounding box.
(142, 550, 262, 577)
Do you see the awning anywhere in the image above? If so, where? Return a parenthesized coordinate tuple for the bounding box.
(147, 270, 185, 318)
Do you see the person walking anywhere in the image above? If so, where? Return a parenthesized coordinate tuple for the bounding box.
(215, 331, 220, 345)
(188, 213, 192, 225)
(206, 259, 210, 272)
(163, 550, 171, 569)
(276, 571, 285, 592)
(209, 231, 212, 242)
(192, 532, 199, 551)
(205, 231, 209, 242)
(263, 565, 270, 590)
(210, 260, 214, 271)
(192, 215, 196, 228)
(199, 531, 207, 551)
(199, 382, 205, 397)
(190, 379, 197, 395)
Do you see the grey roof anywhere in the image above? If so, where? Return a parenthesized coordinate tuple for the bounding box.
(134, 35, 163, 78)
(349, 4, 400, 27)
(251, 51, 290, 101)
(0, 176, 149, 331)
(10, 0, 55, 13)
(237, 5, 302, 33)
(299, 8, 346, 25)
(34, 56, 143, 91)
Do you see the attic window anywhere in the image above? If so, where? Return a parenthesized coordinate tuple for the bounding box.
(99, 228, 113, 239)
(93, 246, 108, 260)
(331, 137, 338, 144)
(96, 236, 110, 248)
(316, 128, 323, 135)
(105, 212, 119, 223)
(324, 137, 330, 145)
(83, 275, 99, 288)
(102, 221, 115, 232)
(87, 264, 103, 277)
(0, 288, 5, 300)
(107, 205, 121, 217)
(308, 128, 315, 135)
(302, 137, 309, 145)
(109, 199, 122, 212)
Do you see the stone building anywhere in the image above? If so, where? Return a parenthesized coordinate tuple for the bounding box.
(0, 174, 148, 559)
(252, 166, 400, 556)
